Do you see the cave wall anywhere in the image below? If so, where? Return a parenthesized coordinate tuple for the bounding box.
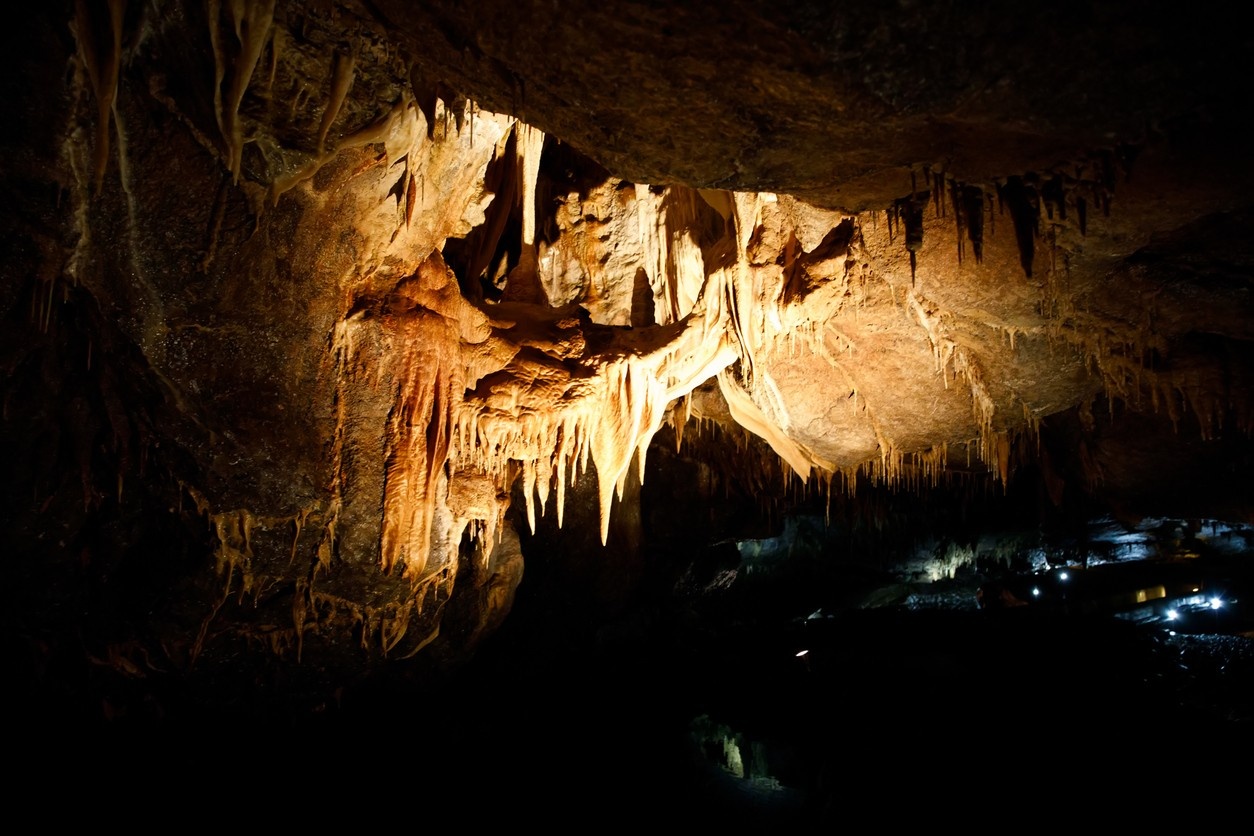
(4, 0, 1254, 719)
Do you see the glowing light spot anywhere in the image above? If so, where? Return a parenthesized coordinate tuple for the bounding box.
(1210, 597, 1224, 610)
(1032, 586, 1040, 597)
(1166, 609, 1178, 620)
(795, 649, 809, 657)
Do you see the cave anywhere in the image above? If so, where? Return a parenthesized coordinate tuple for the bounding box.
(4, 0, 1253, 823)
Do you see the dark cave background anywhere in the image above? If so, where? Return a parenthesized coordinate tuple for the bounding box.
(3, 0, 1254, 823)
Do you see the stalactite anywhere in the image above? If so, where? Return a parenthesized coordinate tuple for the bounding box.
(266, 24, 280, 88)
(410, 68, 440, 139)
(317, 50, 357, 156)
(1041, 174, 1067, 222)
(997, 176, 1039, 278)
(898, 195, 925, 285)
(207, 0, 276, 184)
(72, 0, 127, 195)
(967, 187, 985, 263)
(405, 171, 416, 228)
(269, 95, 409, 204)
(986, 189, 995, 240)
(450, 93, 468, 134)
(517, 123, 545, 249)
(380, 337, 455, 578)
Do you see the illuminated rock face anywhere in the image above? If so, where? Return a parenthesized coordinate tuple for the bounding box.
(2, 1, 1254, 695)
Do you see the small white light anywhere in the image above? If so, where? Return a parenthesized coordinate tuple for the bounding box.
(1210, 597, 1224, 610)
(795, 649, 809, 658)
(1166, 609, 1178, 620)
(1032, 586, 1041, 597)
(1059, 571, 1069, 581)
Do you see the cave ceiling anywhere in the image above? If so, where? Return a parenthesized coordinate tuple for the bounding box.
(4, 0, 1254, 691)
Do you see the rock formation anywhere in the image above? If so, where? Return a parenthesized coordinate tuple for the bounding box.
(3, 0, 1253, 721)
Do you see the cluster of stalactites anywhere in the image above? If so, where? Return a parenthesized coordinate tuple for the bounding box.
(886, 158, 1129, 283)
(360, 133, 1237, 587)
(450, 294, 740, 547)
(337, 98, 1151, 579)
(435, 168, 747, 551)
(435, 180, 1047, 558)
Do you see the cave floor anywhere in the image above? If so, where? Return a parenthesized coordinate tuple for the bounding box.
(22, 565, 1251, 825)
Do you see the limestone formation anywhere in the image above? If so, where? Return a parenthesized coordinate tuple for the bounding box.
(3, 0, 1253, 714)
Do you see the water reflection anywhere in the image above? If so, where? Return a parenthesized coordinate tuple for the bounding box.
(976, 556, 1252, 635)
(679, 556, 1253, 821)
